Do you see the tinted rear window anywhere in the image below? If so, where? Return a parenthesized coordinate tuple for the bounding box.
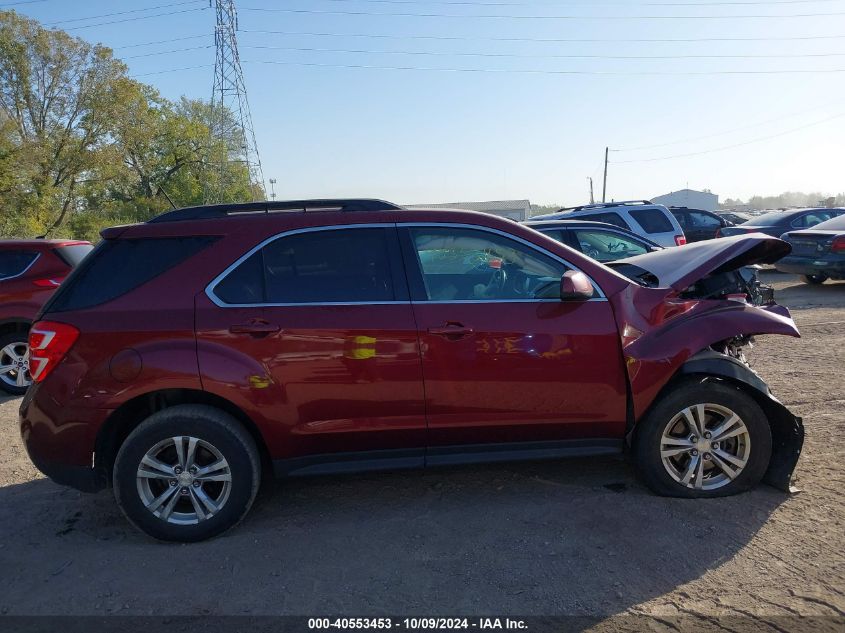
(629, 209, 674, 234)
(46, 237, 217, 312)
(0, 251, 38, 280)
(54, 244, 93, 267)
(578, 212, 631, 230)
(213, 228, 395, 305)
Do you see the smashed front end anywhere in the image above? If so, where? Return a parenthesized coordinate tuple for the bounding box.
(606, 234, 805, 491)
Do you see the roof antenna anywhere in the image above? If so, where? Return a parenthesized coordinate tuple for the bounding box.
(156, 184, 177, 210)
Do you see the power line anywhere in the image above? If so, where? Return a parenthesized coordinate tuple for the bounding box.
(612, 111, 845, 162)
(243, 43, 845, 60)
(62, 7, 208, 31)
(122, 45, 212, 60)
(318, 0, 845, 5)
(239, 28, 845, 44)
(239, 6, 845, 19)
(131, 64, 214, 78)
(612, 99, 845, 151)
(45, 1, 204, 26)
(243, 58, 845, 75)
(113, 34, 209, 50)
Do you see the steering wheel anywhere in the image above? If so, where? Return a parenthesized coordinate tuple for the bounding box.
(485, 267, 508, 297)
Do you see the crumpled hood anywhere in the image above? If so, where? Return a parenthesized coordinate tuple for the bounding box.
(608, 233, 791, 291)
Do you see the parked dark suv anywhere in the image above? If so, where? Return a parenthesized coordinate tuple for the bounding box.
(0, 239, 92, 394)
(21, 200, 804, 541)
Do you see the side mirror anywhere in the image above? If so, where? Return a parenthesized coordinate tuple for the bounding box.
(560, 270, 594, 301)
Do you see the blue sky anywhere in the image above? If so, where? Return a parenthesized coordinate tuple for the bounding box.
(10, 0, 845, 205)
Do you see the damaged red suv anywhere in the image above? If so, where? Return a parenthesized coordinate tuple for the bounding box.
(20, 200, 804, 541)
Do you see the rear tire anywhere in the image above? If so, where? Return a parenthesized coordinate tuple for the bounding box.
(0, 331, 31, 395)
(633, 378, 771, 498)
(800, 274, 827, 285)
(113, 405, 261, 542)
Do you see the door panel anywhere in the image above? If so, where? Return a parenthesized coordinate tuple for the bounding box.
(401, 224, 627, 448)
(196, 225, 426, 461)
(413, 301, 627, 446)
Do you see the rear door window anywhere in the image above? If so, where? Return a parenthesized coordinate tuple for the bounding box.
(629, 209, 674, 234)
(46, 237, 218, 312)
(213, 227, 398, 305)
(578, 212, 631, 230)
(0, 251, 38, 280)
(689, 212, 722, 228)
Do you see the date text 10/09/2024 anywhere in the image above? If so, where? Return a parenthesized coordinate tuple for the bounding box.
(308, 618, 528, 630)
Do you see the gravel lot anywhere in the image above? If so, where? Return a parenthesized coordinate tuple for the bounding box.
(0, 271, 842, 627)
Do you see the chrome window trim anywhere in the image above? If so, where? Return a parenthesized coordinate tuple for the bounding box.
(206, 222, 607, 308)
(0, 252, 40, 282)
(205, 223, 403, 308)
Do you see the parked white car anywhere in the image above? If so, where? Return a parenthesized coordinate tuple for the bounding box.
(532, 200, 687, 248)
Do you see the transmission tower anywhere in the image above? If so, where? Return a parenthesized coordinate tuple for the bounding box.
(206, 0, 265, 203)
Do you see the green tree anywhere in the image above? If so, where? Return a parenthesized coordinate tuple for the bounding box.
(0, 10, 258, 241)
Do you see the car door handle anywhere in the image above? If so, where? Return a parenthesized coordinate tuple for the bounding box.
(229, 321, 281, 336)
(428, 323, 474, 340)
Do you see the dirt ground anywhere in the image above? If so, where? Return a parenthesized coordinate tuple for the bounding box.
(0, 271, 842, 628)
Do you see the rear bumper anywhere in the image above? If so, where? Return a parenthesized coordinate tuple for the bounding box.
(775, 255, 845, 278)
(19, 384, 110, 493)
(26, 451, 105, 492)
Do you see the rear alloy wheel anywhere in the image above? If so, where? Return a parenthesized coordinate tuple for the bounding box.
(114, 405, 260, 541)
(0, 333, 32, 395)
(800, 274, 827, 285)
(634, 379, 771, 498)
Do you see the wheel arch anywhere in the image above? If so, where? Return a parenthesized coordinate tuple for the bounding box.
(0, 318, 31, 338)
(94, 388, 272, 485)
(629, 349, 803, 492)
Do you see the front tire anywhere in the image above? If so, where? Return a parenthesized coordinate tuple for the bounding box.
(633, 379, 771, 498)
(113, 405, 261, 542)
(800, 274, 827, 285)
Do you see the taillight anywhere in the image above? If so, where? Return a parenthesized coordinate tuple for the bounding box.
(28, 321, 79, 383)
(831, 236, 845, 253)
(674, 235, 687, 246)
(32, 277, 66, 288)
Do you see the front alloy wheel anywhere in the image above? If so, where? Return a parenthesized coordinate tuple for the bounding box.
(660, 404, 750, 491)
(634, 379, 772, 498)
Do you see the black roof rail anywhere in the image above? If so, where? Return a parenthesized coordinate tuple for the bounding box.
(557, 199, 654, 213)
(147, 199, 403, 223)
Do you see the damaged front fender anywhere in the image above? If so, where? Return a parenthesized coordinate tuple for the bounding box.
(677, 350, 804, 492)
(609, 286, 803, 491)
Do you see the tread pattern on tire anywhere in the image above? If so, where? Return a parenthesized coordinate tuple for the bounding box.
(113, 404, 261, 542)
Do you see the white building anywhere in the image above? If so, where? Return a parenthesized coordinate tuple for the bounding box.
(405, 199, 531, 221)
(652, 189, 719, 212)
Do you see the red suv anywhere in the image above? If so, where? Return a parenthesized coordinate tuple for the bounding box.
(20, 200, 804, 541)
(0, 239, 92, 394)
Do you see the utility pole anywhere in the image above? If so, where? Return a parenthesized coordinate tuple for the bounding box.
(601, 147, 609, 203)
(268, 178, 277, 200)
(588, 177, 594, 204)
(207, 0, 265, 203)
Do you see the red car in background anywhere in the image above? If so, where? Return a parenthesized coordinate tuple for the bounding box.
(0, 239, 93, 394)
(19, 200, 804, 541)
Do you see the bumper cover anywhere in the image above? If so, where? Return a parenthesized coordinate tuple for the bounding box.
(27, 453, 106, 492)
(775, 255, 845, 278)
